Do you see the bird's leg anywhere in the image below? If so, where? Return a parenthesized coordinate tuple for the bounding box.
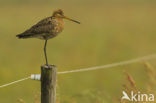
(44, 40, 48, 66)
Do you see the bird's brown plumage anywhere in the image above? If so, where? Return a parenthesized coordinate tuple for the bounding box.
(16, 16, 64, 40)
(16, 9, 80, 40)
(16, 9, 80, 65)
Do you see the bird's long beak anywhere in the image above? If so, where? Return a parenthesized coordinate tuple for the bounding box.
(63, 16, 80, 24)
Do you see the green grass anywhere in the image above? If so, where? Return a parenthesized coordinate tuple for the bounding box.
(0, 0, 156, 103)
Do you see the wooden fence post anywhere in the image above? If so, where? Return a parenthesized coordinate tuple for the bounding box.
(41, 65, 57, 103)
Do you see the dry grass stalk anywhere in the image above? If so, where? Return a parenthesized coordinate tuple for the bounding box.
(34, 92, 40, 103)
(143, 61, 156, 86)
(17, 98, 26, 103)
(121, 62, 156, 103)
(56, 100, 60, 103)
(143, 61, 156, 101)
(120, 71, 139, 103)
(124, 71, 137, 91)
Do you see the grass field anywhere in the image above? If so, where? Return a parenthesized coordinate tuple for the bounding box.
(0, 0, 156, 103)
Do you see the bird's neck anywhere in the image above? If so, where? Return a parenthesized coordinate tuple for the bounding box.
(55, 17, 64, 25)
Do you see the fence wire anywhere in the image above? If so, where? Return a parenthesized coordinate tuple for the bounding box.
(0, 53, 156, 88)
(58, 54, 156, 74)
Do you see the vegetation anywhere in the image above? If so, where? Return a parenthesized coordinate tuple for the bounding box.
(0, 0, 156, 103)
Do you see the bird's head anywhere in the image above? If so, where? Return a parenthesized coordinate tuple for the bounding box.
(53, 9, 80, 24)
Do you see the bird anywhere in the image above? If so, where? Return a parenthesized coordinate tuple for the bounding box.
(16, 9, 80, 66)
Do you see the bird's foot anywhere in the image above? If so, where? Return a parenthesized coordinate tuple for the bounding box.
(42, 64, 56, 69)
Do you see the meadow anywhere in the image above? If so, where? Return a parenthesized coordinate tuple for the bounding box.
(0, 0, 156, 103)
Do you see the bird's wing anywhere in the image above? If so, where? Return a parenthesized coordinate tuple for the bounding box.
(23, 17, 55, 36)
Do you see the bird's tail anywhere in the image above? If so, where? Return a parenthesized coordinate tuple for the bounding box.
(16, 33, 32, 39)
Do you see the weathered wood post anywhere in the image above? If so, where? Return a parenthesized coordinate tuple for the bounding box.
(41, 65, 57, 103)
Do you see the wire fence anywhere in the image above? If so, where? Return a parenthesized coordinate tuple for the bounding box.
(0, 53, 156, 88)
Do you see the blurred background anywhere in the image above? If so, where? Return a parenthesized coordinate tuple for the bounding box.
(0, 0, 156, 103)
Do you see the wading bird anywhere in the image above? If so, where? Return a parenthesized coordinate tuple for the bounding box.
(16, 9, 80, 66)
